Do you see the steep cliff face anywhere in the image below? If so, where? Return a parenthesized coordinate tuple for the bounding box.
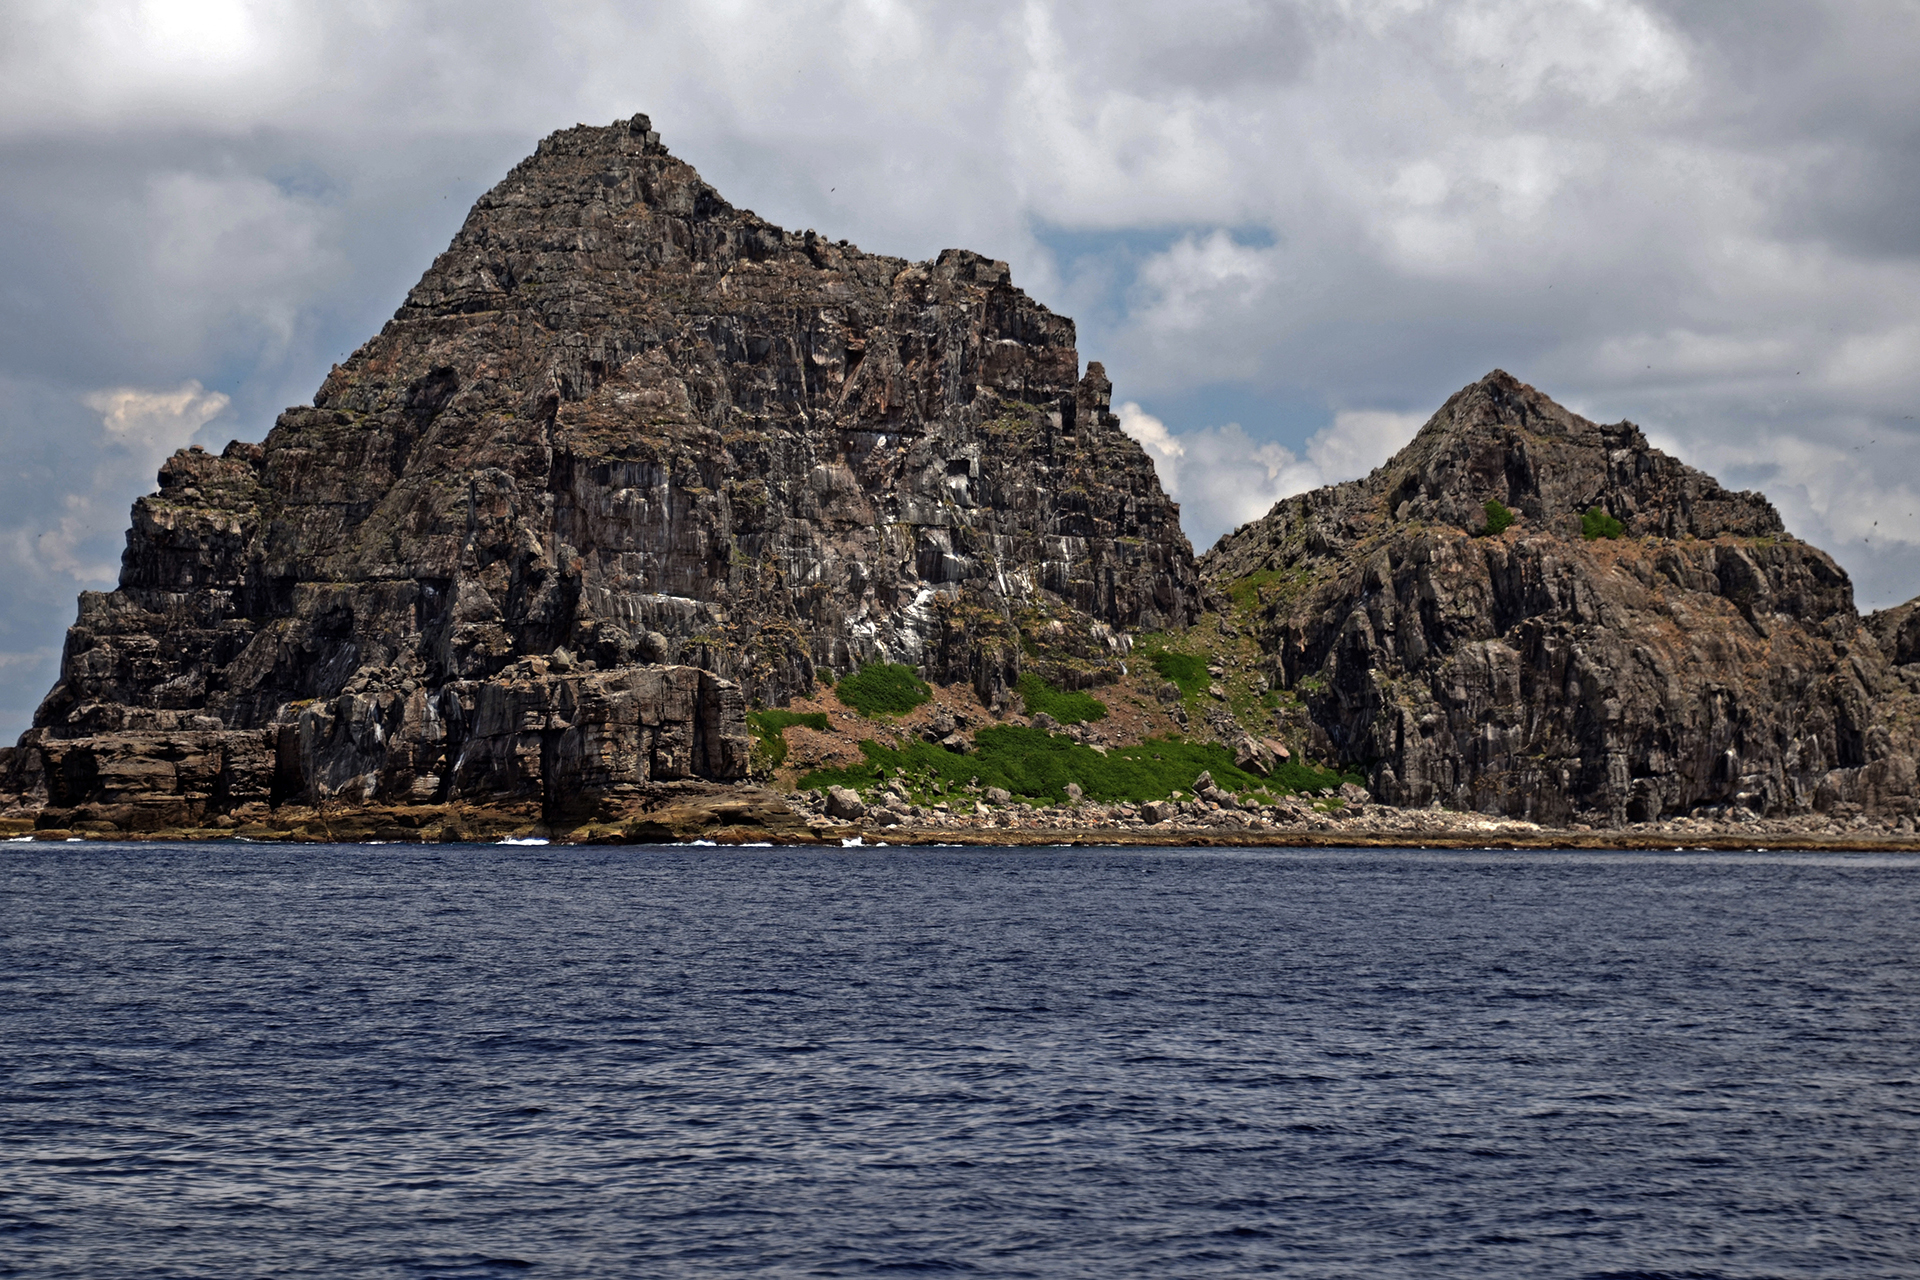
(1203, 371, 1920, 824)
(2, 113, 1198, 830)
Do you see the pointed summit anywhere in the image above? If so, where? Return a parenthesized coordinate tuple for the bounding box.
(0, 114, 1198, 837)
(1218, 372, 1784, 565)
(1380, 370, 1783, 542)
(1203, 373, 1914, 826)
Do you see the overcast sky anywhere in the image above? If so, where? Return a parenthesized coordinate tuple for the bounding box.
(2, 0, 1917, 741)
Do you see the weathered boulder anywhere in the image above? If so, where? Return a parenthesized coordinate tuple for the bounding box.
(825, 785, 866, 821)
(1203, 370, 1920, 824)
(1232, 734, 1275, 776)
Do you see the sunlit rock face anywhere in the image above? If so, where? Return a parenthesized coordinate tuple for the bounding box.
(2, 113, 1198, 823)
(1204, 370, 1920, 825)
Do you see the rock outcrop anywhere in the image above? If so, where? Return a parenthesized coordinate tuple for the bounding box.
(0, 113, 1198, 835)
(12, 114, 1908, 841)
(1203, 371, 1920, 825)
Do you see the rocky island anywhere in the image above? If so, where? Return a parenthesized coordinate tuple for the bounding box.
(1, 114, 1914, 849)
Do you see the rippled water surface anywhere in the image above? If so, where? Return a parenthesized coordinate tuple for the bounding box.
(4, 843, 1918, 1278)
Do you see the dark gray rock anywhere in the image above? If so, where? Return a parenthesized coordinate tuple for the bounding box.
(1204, 370, 1920, 824)
(0, 113, 1199, 832)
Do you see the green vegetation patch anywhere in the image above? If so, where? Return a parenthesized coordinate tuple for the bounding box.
(1225, 567, 1285, 612)
(799, 726, 1358, 807)
(834, 663, 931, 716)
(747, 709, 832, 769)
(1581, 506, 1625, 540)
(1147, 649, 1210, 697)
(1482, 498, 1516, 536)
(1015, 671, 1108, 724)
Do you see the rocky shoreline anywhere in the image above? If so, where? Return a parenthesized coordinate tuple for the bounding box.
(5, 784, 1914, 852)
(4, 117, 1915, 848)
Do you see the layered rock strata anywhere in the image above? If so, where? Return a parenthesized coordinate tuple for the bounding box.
(1203, 371, 1920, 824)
(2, 659, 747, 834)
(0, 113, 1196, 833)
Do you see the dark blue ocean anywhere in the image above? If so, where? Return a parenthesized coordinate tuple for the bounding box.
(4, 843, 1917, 1278)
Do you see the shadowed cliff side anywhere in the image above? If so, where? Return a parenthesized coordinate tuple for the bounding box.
(1202, 370, 1920, 825)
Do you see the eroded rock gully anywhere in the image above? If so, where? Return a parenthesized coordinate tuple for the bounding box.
(0, 114, 1198, 836)
(1202, 371, 1920, 826)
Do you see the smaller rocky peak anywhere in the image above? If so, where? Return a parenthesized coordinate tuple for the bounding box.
(1205, 372, 1794, 587)
(1454, 369, 1587, 437)
(1383, 371, 1782, 541)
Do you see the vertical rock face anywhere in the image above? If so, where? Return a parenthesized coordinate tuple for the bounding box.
(1204, 371, 1920, 824)
(2, 113, 1199, 828)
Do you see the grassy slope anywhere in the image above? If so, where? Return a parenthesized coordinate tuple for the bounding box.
(799, 725, 1356, 808)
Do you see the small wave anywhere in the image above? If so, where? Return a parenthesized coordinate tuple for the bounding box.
(496, 837, 549, 846)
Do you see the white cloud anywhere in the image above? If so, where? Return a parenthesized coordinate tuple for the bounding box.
(1447, 0, 1691, 106)
(1312, 408, 1429, 480)
(86, 380, 230, 457)
(1115, 400, 1184, 463)
(1121, 401, 1424, 547)
(19, 381, 231, 585)
(136, 171, 342, 357)
(25, 494, 124, 585)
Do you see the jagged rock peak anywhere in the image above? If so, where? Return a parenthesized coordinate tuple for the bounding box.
(1199, 372, 1917, 827)
(1216, 371, 1785, 568)
(0, 111, 1200, 835)
(104, 108, 1198, 711)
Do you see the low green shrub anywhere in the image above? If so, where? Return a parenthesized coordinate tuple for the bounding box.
(834, 663, 931, 716)
(1581, 506, 1625, 540)
(798, 726, 1359, 807)
(747, 709, 832, 768)
(1482, 498, 1516, 535)
(1016, 671, 1108, 724)
(1147, 649, 1210, 697)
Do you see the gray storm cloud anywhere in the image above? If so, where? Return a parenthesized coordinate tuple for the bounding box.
(0, 0, 1915, 741)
